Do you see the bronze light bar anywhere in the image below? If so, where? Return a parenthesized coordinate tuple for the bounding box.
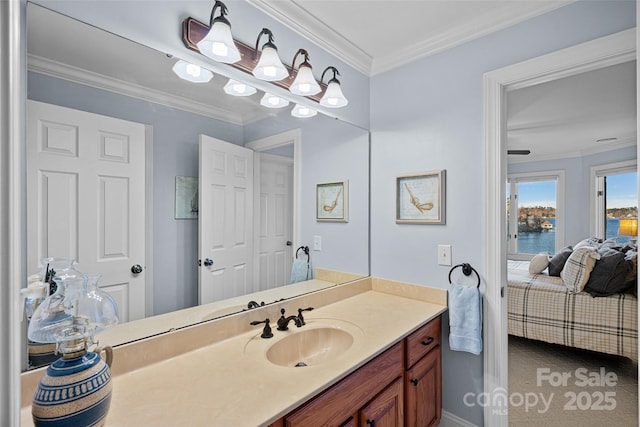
(182, 17, 327, 103)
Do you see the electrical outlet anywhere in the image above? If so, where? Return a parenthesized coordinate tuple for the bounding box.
(313, 235, 322, 251)
(438, 244, 452, 266)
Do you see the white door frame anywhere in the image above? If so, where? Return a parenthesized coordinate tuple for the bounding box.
(246, 128, 302, 259)
(483, 28, 636, 427)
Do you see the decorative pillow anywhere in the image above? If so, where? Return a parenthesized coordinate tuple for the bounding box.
(599, 238, 621, 251)
(584, 248, 631, 297)
(574, 237, 601, 250)
(561, 246, 601, 293)
(529, 253, 550, 275)
(548, 246, 573, 277)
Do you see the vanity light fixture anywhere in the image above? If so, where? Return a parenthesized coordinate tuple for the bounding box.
(224, 79, 257, 96)
(183, 17, 329, 103)
(252, 28, 288, 82)
(289, 49, 321, 96)
(172, 59, 214, 83)
(260, 93, 290, 109)
(196, 0, 241, 64)
(319, 66, 348, 108)
(291, 103, 317, 118)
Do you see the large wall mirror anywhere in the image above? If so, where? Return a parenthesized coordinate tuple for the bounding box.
(23, 3, 370, 371)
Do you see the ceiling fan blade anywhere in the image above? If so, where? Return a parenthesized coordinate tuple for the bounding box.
(507, 149, 531, 155)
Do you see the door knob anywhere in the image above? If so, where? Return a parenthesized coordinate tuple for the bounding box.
(286, 241, 292, 246)
(204, 258, 214, 267)
(131, 264, 143, 274)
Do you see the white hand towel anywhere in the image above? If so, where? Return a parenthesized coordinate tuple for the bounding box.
(448, 283, 482, 355)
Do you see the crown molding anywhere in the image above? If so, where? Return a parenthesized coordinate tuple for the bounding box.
(249, 0, 573, 76)
(247, 0, 372, 75)
(372, 2, 573, 75)
(27, 55, 251, 126)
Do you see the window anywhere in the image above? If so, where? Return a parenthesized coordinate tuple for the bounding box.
(592, 161, 638, 244)
(508, 171, 564, 259)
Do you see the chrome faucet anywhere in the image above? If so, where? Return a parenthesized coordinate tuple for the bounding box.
(277, 308, 302, 331)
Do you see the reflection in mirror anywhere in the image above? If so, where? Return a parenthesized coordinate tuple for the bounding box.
(24, 3, 369, 370)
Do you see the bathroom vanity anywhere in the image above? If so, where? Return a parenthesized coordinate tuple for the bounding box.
(20, 277, 446, 426)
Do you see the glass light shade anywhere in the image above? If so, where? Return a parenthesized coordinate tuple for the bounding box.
(172, 60, 213, 83)
(290, 65, 321, 96)
(196, 21, 241, 64)
(252, 46, 288, 81)
(619, 218, 638, 236)
(291, 104, 317, 118)
(28, 274, 118, 344)
(320, 80, 348, 108)
(224, 79, 257, 97)
(260, 93, 290, 109)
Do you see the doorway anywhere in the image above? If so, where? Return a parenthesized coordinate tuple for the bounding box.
(482, 29, 637, 427)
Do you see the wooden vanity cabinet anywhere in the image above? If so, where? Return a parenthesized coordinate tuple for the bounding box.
(272, 316, 442, 427)
(404, 316, 442, 427)
(283, 342, 403, 427)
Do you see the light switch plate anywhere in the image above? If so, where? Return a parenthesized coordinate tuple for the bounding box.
(438, 244, 452, 266)
(313, 235, 322, 251)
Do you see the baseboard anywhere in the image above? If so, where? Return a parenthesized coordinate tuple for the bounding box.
(439, 410, 479, 427)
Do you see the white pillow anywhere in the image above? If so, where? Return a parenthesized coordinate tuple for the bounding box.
(529, 253, 550, 275)
(573, 237, 600, 250)
(560, 247, 601, 293)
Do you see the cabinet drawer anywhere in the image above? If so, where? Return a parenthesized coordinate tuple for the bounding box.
(405, 316, 441, 369)
(285, 342, 403, 427)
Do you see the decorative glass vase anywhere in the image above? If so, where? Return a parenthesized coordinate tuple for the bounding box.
(24, 257, 83, 368)
(28, 273, 119, 426)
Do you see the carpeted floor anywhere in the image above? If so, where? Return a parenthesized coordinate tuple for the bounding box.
(508, 335, 638, 427)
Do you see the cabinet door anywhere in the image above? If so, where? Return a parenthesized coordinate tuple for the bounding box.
(405, 346, 441, 427)
(359, 378, 403, 427)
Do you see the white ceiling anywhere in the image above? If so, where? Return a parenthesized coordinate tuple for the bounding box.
(28, 1, 636, 161)
(249, 0, 574, 76)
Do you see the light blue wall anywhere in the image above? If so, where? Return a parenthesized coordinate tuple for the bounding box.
(509, 146, 637, 247)
(370, 1, 635, 425)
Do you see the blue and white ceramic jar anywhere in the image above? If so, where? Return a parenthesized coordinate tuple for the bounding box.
(32, 346, 113, 427)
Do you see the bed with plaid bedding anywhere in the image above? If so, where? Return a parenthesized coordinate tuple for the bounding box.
(508, 260, 638, 361)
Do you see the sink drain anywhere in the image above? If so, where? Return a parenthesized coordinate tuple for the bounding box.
(294, 362, 308, 367)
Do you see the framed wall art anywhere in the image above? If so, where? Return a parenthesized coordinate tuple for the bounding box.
(316, 180, 348, 222)
(396, 170, 446, 224)
(175, 176, 199, 219)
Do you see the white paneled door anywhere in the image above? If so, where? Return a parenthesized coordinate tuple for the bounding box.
(257, 153, 293, 291)
(27, 101, 147, 323)
(199, 135, 254, 304)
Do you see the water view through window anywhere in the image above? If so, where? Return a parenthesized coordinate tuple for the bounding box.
(515, 172, 638, 255)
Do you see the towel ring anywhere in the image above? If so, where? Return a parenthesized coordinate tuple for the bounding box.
(448, 263, 481, 288)
(296, 246, 310, 258)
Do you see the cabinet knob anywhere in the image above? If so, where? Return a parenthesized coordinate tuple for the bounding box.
(366, 420, 375, 427)
(421, 337, 434, 346)
(410, 378, 419, 386)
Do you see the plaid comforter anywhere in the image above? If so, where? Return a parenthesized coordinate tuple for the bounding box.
(508, 260, 638, 361)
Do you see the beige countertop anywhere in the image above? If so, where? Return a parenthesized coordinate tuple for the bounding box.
(21, 277, 447, 427)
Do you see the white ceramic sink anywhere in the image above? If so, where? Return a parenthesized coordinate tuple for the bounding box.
(244, 319, 364, 368)
(266, 327, 354, 367)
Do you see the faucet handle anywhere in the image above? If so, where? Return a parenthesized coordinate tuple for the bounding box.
(297, 307, 314, 325)
(250, 318, 273, 339)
